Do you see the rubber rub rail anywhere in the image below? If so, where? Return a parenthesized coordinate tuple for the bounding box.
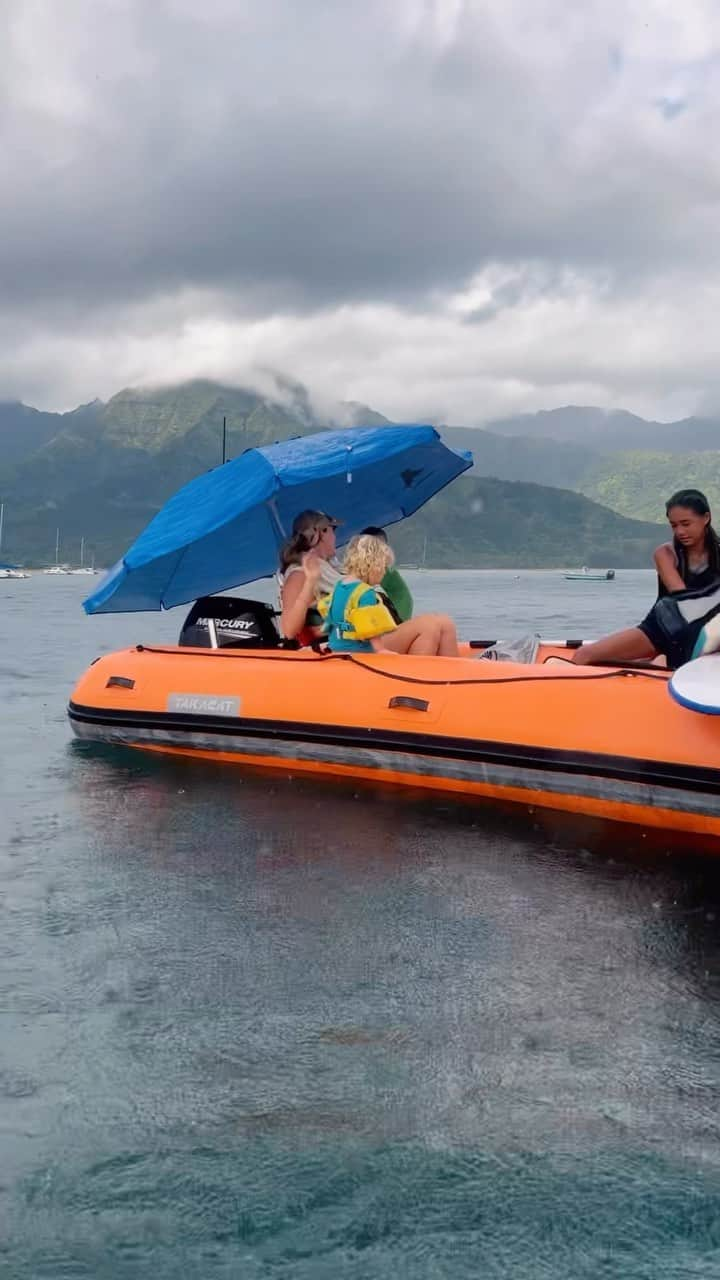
(132, 645, 670, 690)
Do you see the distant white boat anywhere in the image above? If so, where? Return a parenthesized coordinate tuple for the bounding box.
(564, 566, 615, 581)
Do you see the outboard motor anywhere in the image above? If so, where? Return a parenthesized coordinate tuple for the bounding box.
(179, 596, 282, 649)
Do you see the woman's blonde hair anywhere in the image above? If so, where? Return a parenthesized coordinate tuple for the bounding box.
(343, 533, 394, 582)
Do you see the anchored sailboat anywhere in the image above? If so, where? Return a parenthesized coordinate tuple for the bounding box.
(70, 536, 96, 574)
(43, 528, 70, 574)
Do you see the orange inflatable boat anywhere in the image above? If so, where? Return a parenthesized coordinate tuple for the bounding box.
(68, 597, 720, 840)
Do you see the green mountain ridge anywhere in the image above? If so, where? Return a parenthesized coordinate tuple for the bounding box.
(0, 399, 102, 467)
(579, 450, 720, 521)
(441, 425, 597, 490)
(0, 379, 667, 570)
(386, 476, 665, 570)
(438, 425, 720, 521)
(482, 404, 720, 453)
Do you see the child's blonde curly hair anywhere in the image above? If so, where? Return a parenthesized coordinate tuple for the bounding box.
(342, 533, 394, 582)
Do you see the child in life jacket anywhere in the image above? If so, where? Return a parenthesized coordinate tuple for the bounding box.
(360, 526, 413, 621)
(322, 534, 458, 656)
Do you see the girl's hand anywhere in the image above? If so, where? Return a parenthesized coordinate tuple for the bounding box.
(301, 551, 323, 588)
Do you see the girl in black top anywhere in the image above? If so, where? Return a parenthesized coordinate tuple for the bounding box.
(573, 489, 720, 668)
(653, 489, 720, 596)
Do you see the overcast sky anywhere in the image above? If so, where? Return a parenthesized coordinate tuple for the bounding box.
(2, 0, 720, 422)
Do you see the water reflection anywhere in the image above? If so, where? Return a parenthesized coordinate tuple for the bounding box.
(58, 742, 720, 1166)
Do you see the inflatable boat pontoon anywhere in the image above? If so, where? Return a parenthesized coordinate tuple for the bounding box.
(69, 595, 720, 840)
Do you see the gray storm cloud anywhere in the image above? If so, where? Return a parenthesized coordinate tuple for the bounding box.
(2, 0, 720, 417)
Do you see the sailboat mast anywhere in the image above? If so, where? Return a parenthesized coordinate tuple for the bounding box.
(55, 528, 60, 566)
(80, 536, 85, 568)
(0, 502, 4, 554)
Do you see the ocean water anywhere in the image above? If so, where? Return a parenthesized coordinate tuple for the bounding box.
(1, 570, 719, 1279)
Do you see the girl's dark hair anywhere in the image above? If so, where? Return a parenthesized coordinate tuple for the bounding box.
(665, 488, 720, 576)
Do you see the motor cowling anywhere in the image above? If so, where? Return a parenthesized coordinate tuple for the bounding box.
(179, 596, 281, 649)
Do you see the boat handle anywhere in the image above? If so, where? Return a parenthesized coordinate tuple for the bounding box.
(106, 676, 135, 689)
(388, 696, 429, 712)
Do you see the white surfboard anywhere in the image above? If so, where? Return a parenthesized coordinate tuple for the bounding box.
(669, 654, 720, 715)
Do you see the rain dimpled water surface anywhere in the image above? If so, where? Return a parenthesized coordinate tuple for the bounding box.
(1, 571, 719, 1278)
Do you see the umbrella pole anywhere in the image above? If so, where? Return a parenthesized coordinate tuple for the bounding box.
(267, 500, 287, 540)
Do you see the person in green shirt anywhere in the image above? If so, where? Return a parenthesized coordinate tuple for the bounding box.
(361, 526, 414, 622)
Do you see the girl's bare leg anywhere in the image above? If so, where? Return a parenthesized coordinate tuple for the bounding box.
(437, 617, 459, 657)
(381, 615, 443, 655)
(571, 627, 658, 665)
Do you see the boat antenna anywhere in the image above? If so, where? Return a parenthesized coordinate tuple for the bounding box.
(222, 415, 227, 465)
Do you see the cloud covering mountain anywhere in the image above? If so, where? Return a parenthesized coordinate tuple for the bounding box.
(2, 1, 720, 423)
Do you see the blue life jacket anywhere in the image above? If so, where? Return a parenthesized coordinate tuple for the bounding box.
(322, 579, 398, 652)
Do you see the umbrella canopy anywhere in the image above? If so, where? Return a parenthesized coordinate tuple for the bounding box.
(83, 424, 472, 614)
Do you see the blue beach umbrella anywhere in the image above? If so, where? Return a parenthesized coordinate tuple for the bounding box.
(83, 425, 473, 614)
